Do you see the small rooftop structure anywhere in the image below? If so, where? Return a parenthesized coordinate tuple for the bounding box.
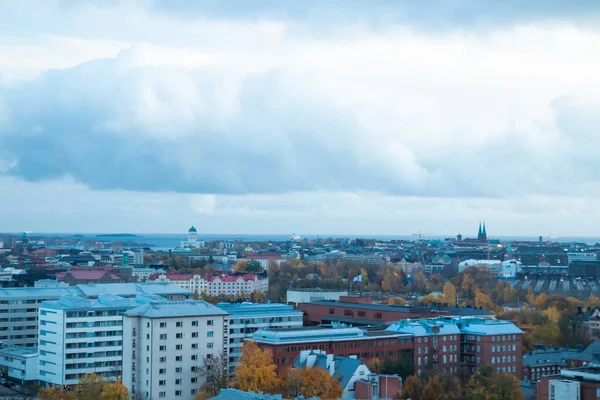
(216, 301, 300, 316)
(387, 316, 522, 336)
(252, 326, 408, 345)
(124, 300, 229, 318)
(208, 389, 283, 400)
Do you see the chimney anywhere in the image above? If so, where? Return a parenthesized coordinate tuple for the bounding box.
(577, 344, 583, 352)
(577, 306, 583, 314)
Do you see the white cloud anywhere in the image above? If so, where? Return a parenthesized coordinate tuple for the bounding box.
(1, 1, 600, 233)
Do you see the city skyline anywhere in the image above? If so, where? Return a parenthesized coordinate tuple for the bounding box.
(2, 1, 600, 235)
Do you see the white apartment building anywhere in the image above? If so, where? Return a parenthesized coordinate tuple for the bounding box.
(0, 346, 39, 383)
(37, 294, 152, 388)
(0, 283, 192, 348)
(132, 268, 166, 282)
(0, 286, 81, 347)
(122, 300, 229, 400)
(216, 302, 303, 375)
(148, 273, 269, 297)
(286, 288, 348, 304)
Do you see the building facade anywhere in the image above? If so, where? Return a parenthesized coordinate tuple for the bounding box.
(37, 294, 147, 388)
(0, 286, 81, 347)
(0, 283, 191, 348)
(386, 317, 523, 381)
(243, 254, 285, 270)
(0, 346, 39, 383)
(216, 302, 303, 375)
(148, 273, 268, 297)
(253, 327, 413, 369)
(286, 289, 348, 305)
(538, 367, 600, 400)
(122, 300, 229, 400)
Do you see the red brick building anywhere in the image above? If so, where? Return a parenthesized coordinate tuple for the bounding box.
(538, 367, 600, 400)
(355, 375, 402, 400)
(252, 326, 413, 369)
(297, 296, 494, 326)
(523, 344, 589, 381)
(252, 316, 523, 382)
(384, 317, 523, 381)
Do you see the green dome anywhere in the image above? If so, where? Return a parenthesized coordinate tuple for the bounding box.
(188, 226, 197, 232)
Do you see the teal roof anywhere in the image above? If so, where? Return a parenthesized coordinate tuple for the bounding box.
(209, 389, 283, 400)
(189, 226, 197, 232)
(216, 302, 301, 316)
(124, 300, 229, 318)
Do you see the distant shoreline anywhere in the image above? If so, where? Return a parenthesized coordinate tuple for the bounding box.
(96, 234, 141, 238)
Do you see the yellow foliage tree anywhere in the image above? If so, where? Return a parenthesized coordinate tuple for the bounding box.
(475, 292, 496, 311)
(535, 293, 548, 307)
(37, 387, 77, 400)
(39, 375, 129, 400)
(367, 358, 383, 374)
(233, 260, 247, 272)
(75, 373, 104, 400)
(443, 282, 457, 305)
(420, 294, 445, 304)
(533, 322, 562, 346)
(294, 367, 343, 399)
(402, 375, 425, 400)
(543, 306, 562, 323)
(100, 380, 129, 400)
(235, 341, 280, 393)
(387, 297, 406, 305)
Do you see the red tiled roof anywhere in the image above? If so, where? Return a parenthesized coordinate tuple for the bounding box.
(147, 273, 194, 281)
(57, 270, 123, 281)
(206, 274, 259, 282)
(146, 272, 263, 282)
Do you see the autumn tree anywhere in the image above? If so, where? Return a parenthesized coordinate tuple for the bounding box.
(235, 341, 280, 393)
(286, 367, 343, 399)
(543, 306, 561, 323)
(402, 375, 425, 400)
(469, 365, 523, 400)
(198, 351, 229, 397)
(75, 373, 104, 400)
(422, 376, 443, 399)
(443, 282, 457, 305)
(233, 260, 247, 272)
(387, 297, 407, 305)
(38, 387, 77, 400)
(535, 293, 548, 308)
(475, 291, 496, 312)
(420, 294, 445, 304)
(411, 272, 428, 295)
(251, 290, 266, 303)
(39, 374, 129, 400)
(367, 358, 383, 374)
(100, 380, 129, 400)
(533, 322, 562, 346)
(246, 260, 264, 273)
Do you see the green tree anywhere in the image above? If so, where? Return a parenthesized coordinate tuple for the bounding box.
(245, 260, 264, 273)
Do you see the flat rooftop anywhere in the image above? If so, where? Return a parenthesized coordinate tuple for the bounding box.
(0, 346, 39, 358)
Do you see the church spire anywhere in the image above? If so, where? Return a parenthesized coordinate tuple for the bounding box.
(478, 221, 482, 236)
(483, 221, 486, 235)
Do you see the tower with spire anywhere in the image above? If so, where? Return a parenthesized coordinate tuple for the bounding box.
(477, 221, 487, 242)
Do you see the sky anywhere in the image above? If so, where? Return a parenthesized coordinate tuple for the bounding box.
(1, 0, 600, 236)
